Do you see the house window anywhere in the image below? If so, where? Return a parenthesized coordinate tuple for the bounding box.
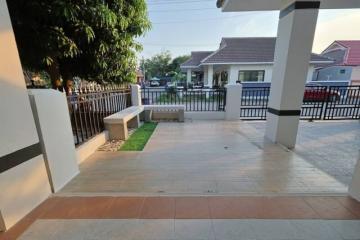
(238, 70, 265, 82)
(340, 69, 346, 74)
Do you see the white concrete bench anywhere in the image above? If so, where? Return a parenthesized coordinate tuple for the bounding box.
(143, 105, 185, 122)
(104, 106, 144, 140)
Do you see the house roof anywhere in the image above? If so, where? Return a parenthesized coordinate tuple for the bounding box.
(181, 38, 332, 68)
(201, 37, 332, 65)
(180, 51, 213, 68)
(334, 40, 360, 66)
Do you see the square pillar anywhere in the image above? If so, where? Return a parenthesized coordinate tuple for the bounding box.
(0, 0, 51, 230)
(186, 69, 192, 84)
(206, 65, 213, 88)
(203, 66, 208, 85)
(225, 84, 242, 120)
(228, 65, 238, 85)
(131, 84, 141, 106)
(265, 1, 320, 148)
(350, 160, 360, 201)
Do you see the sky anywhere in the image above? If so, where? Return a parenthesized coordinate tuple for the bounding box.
(137, 0, 360, 59)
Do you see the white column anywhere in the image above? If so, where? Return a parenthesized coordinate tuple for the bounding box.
(131, 84, 142, 106)
(0, 0, 51, 230)
(186, 69, 192, 84)
(265, 1, 320, 148)
(203, 66, 208, 85)
(207, 65, 213, 88)
(228, 66, 238, 84)
(225, 84, 242, 120)
(350, 160, 360, 201)
(218, 72, 222, 86)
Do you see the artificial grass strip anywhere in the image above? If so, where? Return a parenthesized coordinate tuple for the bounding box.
(119, 122, 158, 151)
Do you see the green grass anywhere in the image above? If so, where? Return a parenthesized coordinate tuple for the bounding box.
(119, 122, 157, 151)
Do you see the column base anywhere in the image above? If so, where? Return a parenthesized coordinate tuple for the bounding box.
(265, 112, 300, 149)
(349, 160, 360, 202)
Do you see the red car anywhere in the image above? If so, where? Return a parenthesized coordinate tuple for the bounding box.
(303, 87, 340, 102)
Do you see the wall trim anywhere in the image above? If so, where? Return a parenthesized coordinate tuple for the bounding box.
(268, 108, 301, 116)
(0, 143, 42, 173)
(280, 1, 320, 19)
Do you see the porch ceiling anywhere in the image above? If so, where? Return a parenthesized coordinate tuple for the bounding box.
(219, 0, 360, 12)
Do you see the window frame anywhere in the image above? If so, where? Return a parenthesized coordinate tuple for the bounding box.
(238, 70, 265, 82)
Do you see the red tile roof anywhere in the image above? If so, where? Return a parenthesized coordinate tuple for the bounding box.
(336, 40, 360, 66)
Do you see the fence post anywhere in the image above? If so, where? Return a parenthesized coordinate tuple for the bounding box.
(131, 84, 141, 106)
(225, 84, 242, 120)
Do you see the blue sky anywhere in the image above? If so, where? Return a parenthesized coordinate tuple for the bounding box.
(138, 0, 360, 59)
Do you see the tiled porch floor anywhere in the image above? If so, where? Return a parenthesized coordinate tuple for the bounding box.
(18, 219, 360, 240)
(59, 120, 359, 195)
(2, 196, 360, 239)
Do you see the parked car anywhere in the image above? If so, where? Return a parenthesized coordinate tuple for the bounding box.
(150, 81, 160, 87)
(303, 86, 340, 102)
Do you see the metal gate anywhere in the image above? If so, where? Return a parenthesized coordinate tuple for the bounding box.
(240, 85, 360, 120)
(323, 86, 360, 120)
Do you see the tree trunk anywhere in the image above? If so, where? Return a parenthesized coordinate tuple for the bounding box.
(63, 77, 73, 96)
(47, 60, 62, 91)
(60, 65, 74, 96)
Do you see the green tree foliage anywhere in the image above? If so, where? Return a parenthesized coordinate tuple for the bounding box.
(7, 0, 151, 90)
(141, 51, 190, 80)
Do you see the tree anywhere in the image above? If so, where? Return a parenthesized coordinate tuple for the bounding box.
(141, 52, 190, 80)
(7, 0, 151, 91)
(169, 55, 191, 74)
(141, 51, 172, 79)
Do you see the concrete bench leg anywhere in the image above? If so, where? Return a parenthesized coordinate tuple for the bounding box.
(178, 109, 185, 122)
(105, 123, 128, 140)
(144, 110, 153, 122)
(128, 115, 140, 128)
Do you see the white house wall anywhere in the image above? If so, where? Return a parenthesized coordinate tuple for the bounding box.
(351, 66, 360, 84)
(0, 0, 51, 230)
(227, 64, 314, 84)
(314, 66, 353, 81)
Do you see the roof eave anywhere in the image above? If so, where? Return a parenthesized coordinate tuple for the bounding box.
(180, 65, 201, 69)
(199, 60, 334, 65)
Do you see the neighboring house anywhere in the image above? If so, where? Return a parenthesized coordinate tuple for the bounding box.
(313, 40, 360, 85)
(180, 37, 333, 87)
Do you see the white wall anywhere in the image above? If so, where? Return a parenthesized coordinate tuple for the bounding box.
(227, 64, 315, 84)
(76, 131, 109, 164)
(351, 66, 360, 83)
(29, 89, 79, 193)
(314, 65, 352, 81)
(0, 0, 51, 230)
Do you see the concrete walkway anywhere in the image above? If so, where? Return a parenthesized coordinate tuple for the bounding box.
(59, 120, 359, 195)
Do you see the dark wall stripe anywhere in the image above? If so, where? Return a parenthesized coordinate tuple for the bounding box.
(268, 108, 301, 116)
(280, 1, 320, 19)
(0, 143, 42, 173)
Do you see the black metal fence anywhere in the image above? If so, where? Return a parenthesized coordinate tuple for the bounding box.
(141, 88, 226, 112)
(240, 85, 360, 120)
(323, 86, 360, 120)
(67, 88, 131, 146)
(240, 87, 270, 120)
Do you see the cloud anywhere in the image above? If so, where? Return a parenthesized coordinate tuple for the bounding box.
(313, 11, 360, 53)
